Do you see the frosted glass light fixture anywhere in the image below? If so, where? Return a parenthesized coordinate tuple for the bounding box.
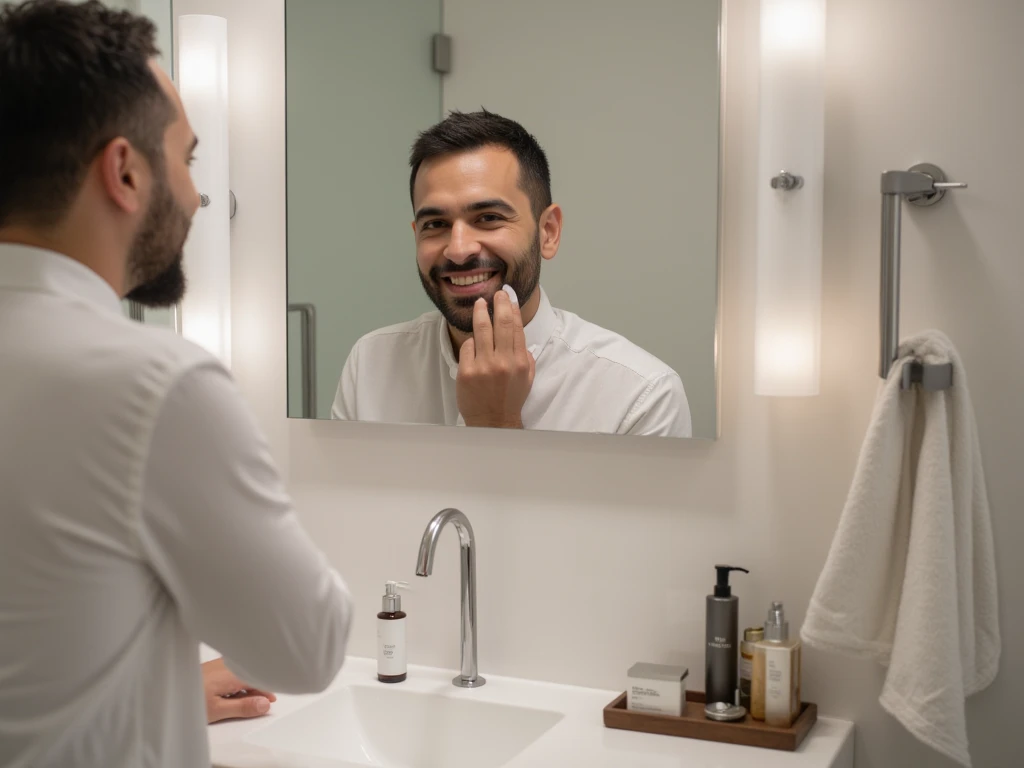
(177, 15, 231, 366)
(754, 0, 825, 396)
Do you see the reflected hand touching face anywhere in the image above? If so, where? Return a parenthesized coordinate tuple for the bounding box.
(455, 288, 536, 428)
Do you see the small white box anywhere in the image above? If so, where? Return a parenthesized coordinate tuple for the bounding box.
(626, 662, 688, 717)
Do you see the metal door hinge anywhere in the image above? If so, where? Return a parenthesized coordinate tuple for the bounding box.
(432, 33, 451, 74)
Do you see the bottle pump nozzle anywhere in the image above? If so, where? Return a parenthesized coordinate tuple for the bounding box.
(713, 565, 749, 598)
(382, 580, 409, 612)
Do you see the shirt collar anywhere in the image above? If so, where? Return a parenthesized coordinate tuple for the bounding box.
(524, 287, 557, 358)
(0, 244, 122, 314)
(439, 286, 558, 379)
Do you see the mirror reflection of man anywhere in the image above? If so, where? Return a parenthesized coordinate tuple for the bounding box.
(332, 110, 691, 437)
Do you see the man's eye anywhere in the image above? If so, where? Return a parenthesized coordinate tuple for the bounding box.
(422, 220, 446, 230)
(187, 156, 197, 167)
(479, 213, 503, 223)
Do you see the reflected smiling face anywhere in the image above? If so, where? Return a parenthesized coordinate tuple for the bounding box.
(412, 146, 555, 334)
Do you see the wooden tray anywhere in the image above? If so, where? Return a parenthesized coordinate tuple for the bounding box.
(603, 690, 818, 752)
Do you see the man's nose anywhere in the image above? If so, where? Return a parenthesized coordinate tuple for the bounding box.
(443, 220, 480, 264)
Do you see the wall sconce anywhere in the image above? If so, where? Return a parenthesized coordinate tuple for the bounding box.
(753, 0, 826, 396)
(177, 14, 232, 366)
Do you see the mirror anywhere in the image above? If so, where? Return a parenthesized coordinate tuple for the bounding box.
(285, 0, 722, 439)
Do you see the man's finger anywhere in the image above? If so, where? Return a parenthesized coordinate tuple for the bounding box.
(527, 348, 537, 388)
(223, 687, 277, 703)
(459, 338, 476, 373)
(493, 289, 515, 357)
(472, 298, 494, 359)
(211, 694, 272, 723)
(510, 295, 527, 358)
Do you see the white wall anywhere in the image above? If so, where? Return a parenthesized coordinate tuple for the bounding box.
(183, 1, 1021, 765)
(442, 0, 721, 438)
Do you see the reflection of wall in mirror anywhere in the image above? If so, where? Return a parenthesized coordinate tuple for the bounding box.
(139, 0, 173, 74)
(57, 1, 172, 73)
(441, 0, 720, 438)
(285, 0, 443, 419)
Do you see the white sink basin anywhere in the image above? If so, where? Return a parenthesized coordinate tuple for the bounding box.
(209, 657, 855, 768)
(243, 684, 562, 768)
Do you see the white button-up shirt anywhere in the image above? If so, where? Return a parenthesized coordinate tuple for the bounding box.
(332, 288, 691, 436)
(0, 245, 353, 768)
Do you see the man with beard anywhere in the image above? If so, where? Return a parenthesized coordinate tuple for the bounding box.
(331, 110, 691, 437)
(0, 2, 353, 766)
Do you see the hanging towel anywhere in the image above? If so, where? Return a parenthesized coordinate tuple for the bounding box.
(801, 330, 1000, 768)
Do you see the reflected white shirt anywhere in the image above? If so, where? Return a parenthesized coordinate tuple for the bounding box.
(332, 288, 691, 436)
(0, 246, 353, 768)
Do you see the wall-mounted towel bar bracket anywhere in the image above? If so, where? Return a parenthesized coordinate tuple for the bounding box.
(901, 360, 953, 391)
(879, 163, 966, 390)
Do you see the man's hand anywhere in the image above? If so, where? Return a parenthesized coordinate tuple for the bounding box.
(457, 289, 536, 428)
(203, 658, 277, 724)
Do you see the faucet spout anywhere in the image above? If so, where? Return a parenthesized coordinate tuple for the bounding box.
(415, 508, 485, 688)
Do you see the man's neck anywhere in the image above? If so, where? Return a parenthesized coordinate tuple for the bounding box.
(0, 226, 125, 296)
(448, 287, 542, 361)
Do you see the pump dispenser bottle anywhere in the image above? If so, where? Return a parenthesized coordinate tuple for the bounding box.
(754, 601, 802, 727)
(705, 565, 749, 705)
(377, 580, 408, 683)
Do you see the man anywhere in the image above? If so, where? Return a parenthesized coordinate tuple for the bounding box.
(331, 110, 691, 437)
(0, 2, 352, 766)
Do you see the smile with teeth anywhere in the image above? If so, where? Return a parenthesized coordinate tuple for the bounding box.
(446, 272, 496, 286)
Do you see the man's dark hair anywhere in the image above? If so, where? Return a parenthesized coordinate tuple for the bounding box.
(409, 109, 552, 221)
(0, 0, 173, 228)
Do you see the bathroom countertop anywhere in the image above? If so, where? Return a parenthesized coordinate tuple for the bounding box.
(207, 657, 854, 768)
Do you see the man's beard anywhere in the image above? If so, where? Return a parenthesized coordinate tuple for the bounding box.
(124, 173, 192, 308)
(418, 234, 542, 334)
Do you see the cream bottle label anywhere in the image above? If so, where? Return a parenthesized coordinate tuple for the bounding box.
(377, 618, 406, 675)
(739, 653, 753, 681)
(764, 646, 792, 721)
(739, 649, 754, 704)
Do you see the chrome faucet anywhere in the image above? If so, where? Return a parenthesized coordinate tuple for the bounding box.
(415, 508, 485, 688)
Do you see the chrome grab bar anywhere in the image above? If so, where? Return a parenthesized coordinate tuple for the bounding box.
(287, 303, 317, 418)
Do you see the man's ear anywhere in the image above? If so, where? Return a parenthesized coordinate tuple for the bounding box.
(538, 203, 562, 261)
(97, 138, 146, 215)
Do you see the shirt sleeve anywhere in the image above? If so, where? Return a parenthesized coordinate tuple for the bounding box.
(138, 363, 353, 694)
(331, 345, 358, 421)
(620, 373, 693, 437)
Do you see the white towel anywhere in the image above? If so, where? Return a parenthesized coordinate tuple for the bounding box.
(801, 330, 1000, 768)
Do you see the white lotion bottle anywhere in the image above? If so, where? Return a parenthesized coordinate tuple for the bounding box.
(377, 580, 408, 683)
(760, 601, 802, 727)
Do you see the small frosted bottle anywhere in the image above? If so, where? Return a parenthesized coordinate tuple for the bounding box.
(377, 581, 408, 683)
